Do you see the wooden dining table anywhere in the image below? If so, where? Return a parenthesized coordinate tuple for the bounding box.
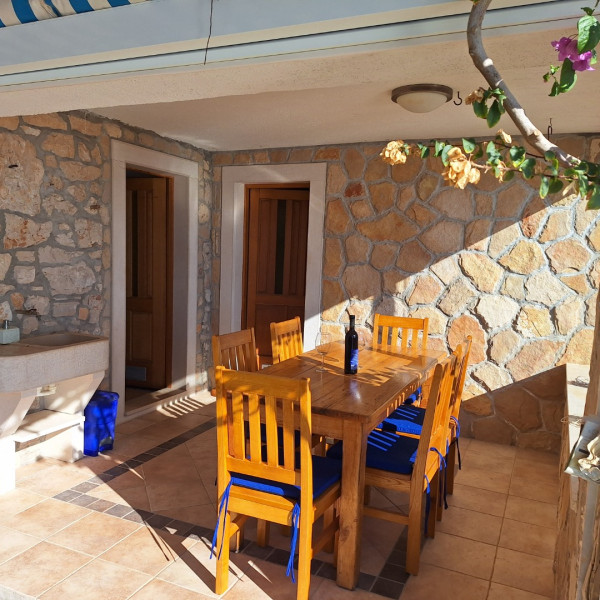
(263, 340, 444, 590)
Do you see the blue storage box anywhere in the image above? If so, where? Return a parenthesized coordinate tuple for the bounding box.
(84, 390, 119, 456)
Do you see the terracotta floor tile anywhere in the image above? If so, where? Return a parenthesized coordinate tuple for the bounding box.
(225, 556, 324, 600)
(452, 465, 512, 495)
(92, 481, 151, 510)
(0, 541, 91, 597)
(130, 577, 217, 599)
(499, 519, 556, 559)
(465, 440, 518, 461)
(39, 557, 151, 600)
(100, 525, 196, 576)
(513, 448, 560, 467)
(116, 416, 159, 435)
(401, 563, 489, 600)
(487, 582, 552, 599)
(0, 488, 45, 523)
(511, 460, 559, 485)
(48, 510, 141, 555)
(461, 450, 514, 475)
(447, 483, 507, 517)
(157, 537, 247, 596)
(420, 531, 496, 579)
(6, 497, 90, 538)
(308, 576, 385, 599)
(110, 433, 163, 457)
(147, 480, 213, 512)
(508, 476, 559, 505)
(437, 505, 503, 545)
(492, 547, 554, 597)
(504, 495, 558, 529)
(0, 525, 41, 564)
(16, 463, 94, 497)
(156, 503, 218, 530)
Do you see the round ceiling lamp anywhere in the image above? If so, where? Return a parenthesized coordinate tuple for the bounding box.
(391, 84, 453, 113)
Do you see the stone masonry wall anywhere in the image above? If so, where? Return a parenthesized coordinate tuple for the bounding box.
(0, 111, 213, 392)
(213, 135, 600, 452)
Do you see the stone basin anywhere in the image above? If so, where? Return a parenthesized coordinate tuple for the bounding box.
(21, 332, 103, 347)
(0, 332, 109, 393)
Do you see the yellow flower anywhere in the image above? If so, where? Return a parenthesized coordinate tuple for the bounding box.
(465, 87, 485, 105)
(442, 147, 481, 189)
(380, 140, 407, 165)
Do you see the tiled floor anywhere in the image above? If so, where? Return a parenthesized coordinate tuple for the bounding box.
(0, 392, 559, 600)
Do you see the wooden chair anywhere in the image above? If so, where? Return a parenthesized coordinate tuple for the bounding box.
(213, 367, 341, 599)
(212, 328, 260, 373)
(327, 354, 456, 575)
(270, 316, 304, 364)
(372, 314, 429, 351)
(446, 336, 472, 495)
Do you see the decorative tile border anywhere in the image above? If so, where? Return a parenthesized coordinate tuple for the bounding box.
(52, 416, 412, 598)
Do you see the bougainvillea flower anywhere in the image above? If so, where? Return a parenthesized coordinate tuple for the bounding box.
(380, 140, 407, 165)
(551, 37, 595, 71)
(442, 147, 481, 189)
(465, 87, 485, 105)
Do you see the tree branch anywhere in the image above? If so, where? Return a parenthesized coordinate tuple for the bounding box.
(467, 0, 580, 168)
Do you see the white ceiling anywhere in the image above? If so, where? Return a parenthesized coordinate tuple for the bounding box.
(0, 0, 596, 152)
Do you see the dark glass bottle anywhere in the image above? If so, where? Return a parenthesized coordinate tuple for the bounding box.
(344, 315, 359, 374)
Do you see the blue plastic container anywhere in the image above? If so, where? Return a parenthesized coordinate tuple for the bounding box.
(84, 390, 119, 456)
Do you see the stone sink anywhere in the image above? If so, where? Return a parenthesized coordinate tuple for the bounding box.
(0, 332, 109, 493)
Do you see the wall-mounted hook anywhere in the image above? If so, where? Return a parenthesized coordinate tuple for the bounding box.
(453, 91, 463, 106)
(547, 118, 553, 140)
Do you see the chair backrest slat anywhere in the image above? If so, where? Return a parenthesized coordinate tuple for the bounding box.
(450, 336, 472, 423)
(213, 328, 260, 372)
(373, 314, 429, 351)
(216, 367, 311, 491)
(270, 316, 304, 364)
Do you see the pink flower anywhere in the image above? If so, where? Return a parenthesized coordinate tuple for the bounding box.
(551, 37, 595, 71)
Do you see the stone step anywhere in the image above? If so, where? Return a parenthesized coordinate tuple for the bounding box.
(13, 410, 84, 444)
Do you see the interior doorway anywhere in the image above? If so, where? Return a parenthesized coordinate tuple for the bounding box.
(111, 140, 198, 422)
(125, 170, 173, 399)
(242, 185, 309, 364)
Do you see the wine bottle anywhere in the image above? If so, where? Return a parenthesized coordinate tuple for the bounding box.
(344, 315, 359, 374)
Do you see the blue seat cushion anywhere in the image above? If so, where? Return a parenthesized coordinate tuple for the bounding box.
(327, 429, 419, 475)
(379, 405, 425, 435)
(230, 455, 341, 500)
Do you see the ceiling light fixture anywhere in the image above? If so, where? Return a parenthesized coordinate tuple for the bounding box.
(391, 84, 453, 113)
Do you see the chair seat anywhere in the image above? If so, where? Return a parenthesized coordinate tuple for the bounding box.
(327, 430, 419, 475)
(379, 405, 426, 436)
(231, 455, 342, 499)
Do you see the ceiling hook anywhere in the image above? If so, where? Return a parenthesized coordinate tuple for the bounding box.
(453, 91, 463, 106)
(547, 118, 553, 140)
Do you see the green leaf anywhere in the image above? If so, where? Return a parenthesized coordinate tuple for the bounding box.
(587, 185, 600, 210)
(503, 170, 515, 182)
(539, 176, 550, 198)
(419, 145, 430, 158)
(509, 146, 526, 166)
(441, 144, 454, 166)
(462, 138, 476, 153)
(548, 178, 564, 195)
(520, 158, 537, 179)
(550, 81, 561, 97)
(486, 100, 502, 128)
(578, 15, 600, 52)
(472, 100, 487, 119)
(559, 59, 578, 93)
(472, 144, 484, 161)
(434, 140, 445, 156)
(582, 7, 595, 17)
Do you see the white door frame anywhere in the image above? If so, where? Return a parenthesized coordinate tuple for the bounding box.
(219, 163, 326, 351)
(111, 140, 198, 420)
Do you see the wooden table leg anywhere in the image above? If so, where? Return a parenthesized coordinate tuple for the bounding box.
(336, 419, 368, 589)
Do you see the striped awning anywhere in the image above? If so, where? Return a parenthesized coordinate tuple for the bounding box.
(0, 0, 150, 27)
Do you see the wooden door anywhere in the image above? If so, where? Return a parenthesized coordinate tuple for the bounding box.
(243, 186, 309, 364)
(125, 176, 172, 389)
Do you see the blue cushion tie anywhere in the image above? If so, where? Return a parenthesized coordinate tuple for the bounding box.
(211, 480, 233, 559)
(286, 503, 301, 582)
(450, 416, 462, 470)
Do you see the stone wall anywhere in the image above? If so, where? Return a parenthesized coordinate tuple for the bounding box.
(213, 136, 600, 452)
(0, 111, 213, 392)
